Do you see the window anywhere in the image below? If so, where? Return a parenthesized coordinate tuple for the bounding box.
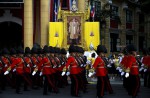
(61, 0, 69, 10)
(110, 33, 120, 52)
(110, 5, 118, 19)
(126, 10, 132, 23)
(94, 0, 101, 21)
(139, 14, 145, 32)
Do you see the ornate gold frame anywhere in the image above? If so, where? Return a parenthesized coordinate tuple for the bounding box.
(61, 11, 86, 49)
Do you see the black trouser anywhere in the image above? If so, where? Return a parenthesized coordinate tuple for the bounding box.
(1, 74, 12, 90)
(78, 73, 86, 92)
(147, 72, 150, 88)
(129, 75, 140, 97)
(0, 73, 3, 91)
(70, 74, 79, 96)
(43, 74, 58, 95)
(24, 73, 32, 90)
(104, 75, 113, 94)
(16, 74, 23, 93)
(144, 72, 148, 87)
(97, 76, 105, 97)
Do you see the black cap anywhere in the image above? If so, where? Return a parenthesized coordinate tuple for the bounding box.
(68, 44, 76, 53)
(38, 47, 43, 54)
(49, 46, 55, 53)
(55, 47, 61, 53)
(2, 48, 10, 55)
(17, 47, 24, 54)
(96, 45, 105, 54)
(25, 47, 31, 54)
(43, 45, 49, 53)
(78, 47, 84, 54)
(61, 48, 67, 54)
(31, 47, 38, 54)
(10, 48, 17, 55)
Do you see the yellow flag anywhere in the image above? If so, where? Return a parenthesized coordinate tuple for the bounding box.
(58, 3, 61, 20)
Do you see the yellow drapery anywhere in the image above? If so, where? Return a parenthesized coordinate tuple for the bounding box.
(49, 22, 63, 47)
(84, 22, 100, 51)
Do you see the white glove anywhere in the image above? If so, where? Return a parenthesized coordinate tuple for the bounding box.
(62, 62, 64, 65)
(39, 72, 42, 76)
(27, 64, 30, 67)
(107, 64, 112, 68)
(121, 72, 125, 76)
(32, 71, 36, 76)
(144, 69, 147, 72)
(116, 67, 120, 70)
(58, 65, 61, 67)
(4, 71, 9, 75)
(139, 67, 144, 72)
(53, 65, 57, 68)
(141, 64, 144, 67)
(81, 64, 83, 67)
(111, 60, 114, 64)
(88, 72, 95, 77)
(5, 64, 8, 67)
(66, 72, 70, 76)
(88, 72, 93, 77)
(13, 68, 16, 72)
(119, 68, 123, 72)
(125, 73, 129, 78)
(33, 65, 37, 67)
(61, 72, 66, 76)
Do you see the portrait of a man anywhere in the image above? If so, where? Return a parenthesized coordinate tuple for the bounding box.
(67, 17, 81, 45)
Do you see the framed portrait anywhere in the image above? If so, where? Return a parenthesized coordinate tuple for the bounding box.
(67, 16, 81, 45)
(62, 11, 86, 49)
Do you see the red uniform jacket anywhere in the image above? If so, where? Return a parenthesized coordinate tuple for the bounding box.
(11, 57, 24, 75)
(121, 55, 128, 69)
(142, 56, 149, 65)
(66, 56, 80, 74)
(41, 57, 53, 75)
(49, 56, 57, 74)
(24, 56, 32, 73)
(1, 56, 11, 72)
(147, 56, 150, 72)
(93, 56, 107, 76)
(126, 55, 139, 75)
(37, 56, 43, 71)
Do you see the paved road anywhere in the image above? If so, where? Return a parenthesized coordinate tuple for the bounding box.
(0, 78, 150, 98)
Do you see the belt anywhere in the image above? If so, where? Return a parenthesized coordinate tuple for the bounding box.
(44, 66, 52, 68)
(132, 66, 138, 68)
(71, 66, 78, 68)
(97, 66, 105, 68)
(17, 67, 23, 68)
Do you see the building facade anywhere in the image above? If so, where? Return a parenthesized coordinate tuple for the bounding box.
(0, 0, 149, 53)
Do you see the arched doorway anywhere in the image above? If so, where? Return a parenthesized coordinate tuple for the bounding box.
(0, 21, 22, 49)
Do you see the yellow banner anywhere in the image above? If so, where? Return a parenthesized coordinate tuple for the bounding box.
(49, 22, 63, 47)
(84, 22, 100, 51)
